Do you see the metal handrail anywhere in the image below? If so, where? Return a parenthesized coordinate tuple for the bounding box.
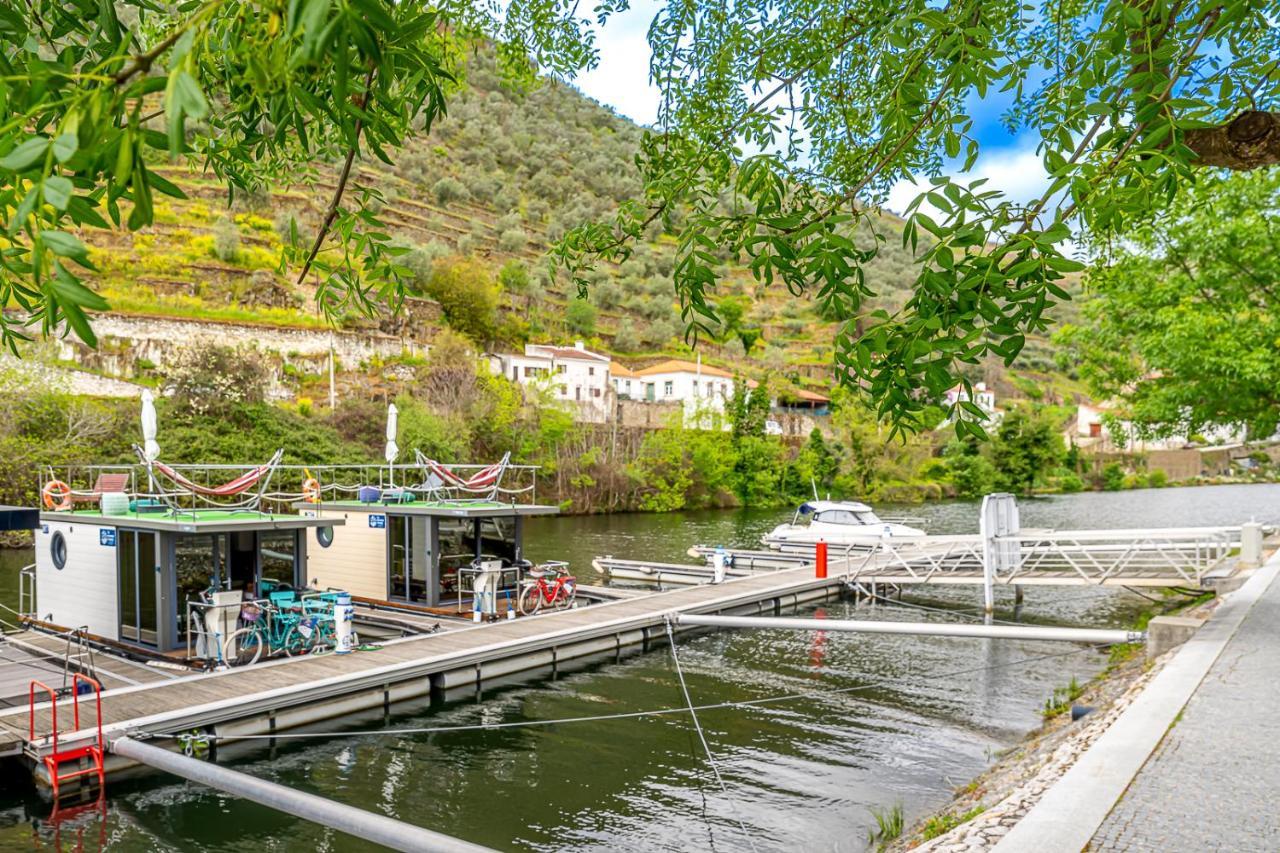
(17, 563, 34, 621)
(185, 597, 263, 663)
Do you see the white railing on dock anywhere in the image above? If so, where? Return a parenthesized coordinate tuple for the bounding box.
(844, 526, 1238, 587)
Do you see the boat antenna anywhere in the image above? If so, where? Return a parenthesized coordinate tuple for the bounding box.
(811, 477, 819, 500)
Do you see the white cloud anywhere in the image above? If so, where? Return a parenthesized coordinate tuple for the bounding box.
(570, 1, 663, 126)
(887, 142, 1050, 218)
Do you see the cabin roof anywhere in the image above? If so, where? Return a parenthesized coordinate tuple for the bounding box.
(299, 500, 560, 519)
(799, 500, 874, 514)
(39, 509, 342, 534)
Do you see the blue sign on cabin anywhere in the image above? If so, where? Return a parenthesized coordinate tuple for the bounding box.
(100, 528, 116, 547)
(369, 514, 386, 529)
(41, 524, 49, 535)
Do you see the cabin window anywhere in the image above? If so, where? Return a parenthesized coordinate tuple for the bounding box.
(259, 530, 298, 591)
(316, 526, 335, 548)
(50, 531, 67, 570)
(817, 510, 857, 525)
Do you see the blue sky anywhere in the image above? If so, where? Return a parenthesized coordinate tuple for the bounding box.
(568, 4, 1052, 216)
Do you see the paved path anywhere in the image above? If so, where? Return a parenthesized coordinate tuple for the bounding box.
(1091, 565, 1280, 851)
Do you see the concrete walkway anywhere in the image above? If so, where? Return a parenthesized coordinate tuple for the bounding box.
(1090, 560, 1280, 851)
(995, 549, 1280, 852)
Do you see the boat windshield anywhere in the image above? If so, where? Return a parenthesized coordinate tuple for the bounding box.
(814, 509, 881, 526)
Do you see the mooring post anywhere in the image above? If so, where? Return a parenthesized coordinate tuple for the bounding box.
(815, 540, 828, 579)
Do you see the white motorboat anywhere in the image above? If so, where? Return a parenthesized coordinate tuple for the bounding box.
(762, 500, 925, 552)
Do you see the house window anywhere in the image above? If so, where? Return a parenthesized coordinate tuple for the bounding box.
(625, 380, 631, 391)
(523, 366, 533, 378)
(588, 367, 595, 376)
(706, 382, 713, 395)
(664, 381, 674, 396)
(560, 387, 567, 396)
(556, 365, 567, 374)
(591, 388, 601, 398)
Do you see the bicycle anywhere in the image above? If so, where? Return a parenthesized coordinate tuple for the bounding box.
(517, 562, 576, 616)
(222, 591, 334, 666)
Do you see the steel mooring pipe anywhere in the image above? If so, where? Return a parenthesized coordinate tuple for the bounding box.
(111, 737, 491, 853)
(674, 613, 1144, 645)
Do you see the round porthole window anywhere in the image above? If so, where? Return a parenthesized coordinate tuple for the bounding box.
(317, 526, 335, 548)
(51, 531, 67, 570)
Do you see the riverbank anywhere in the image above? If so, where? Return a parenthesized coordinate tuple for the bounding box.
(884, 591, 1223, 851)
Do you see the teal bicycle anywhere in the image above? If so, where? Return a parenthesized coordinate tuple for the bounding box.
(222, 591, 337, 666)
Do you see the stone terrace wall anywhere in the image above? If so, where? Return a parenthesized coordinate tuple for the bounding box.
(54, 314, 423, 380)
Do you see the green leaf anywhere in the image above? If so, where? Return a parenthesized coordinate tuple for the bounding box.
(51, 133, 78, 164)
(174, 71, 209, 119)
(0, 136, 49, 171)
(42, 176, 73, 211)
(40, 230, 90, 264)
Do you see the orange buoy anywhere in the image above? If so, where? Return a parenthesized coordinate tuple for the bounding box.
(42, 480, 72, 511)
(302, 477, 322, 504)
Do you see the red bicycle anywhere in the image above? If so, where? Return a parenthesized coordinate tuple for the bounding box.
(518, 562, 576, 615)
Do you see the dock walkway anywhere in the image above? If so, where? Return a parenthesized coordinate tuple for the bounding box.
(3, 560, 844, 776)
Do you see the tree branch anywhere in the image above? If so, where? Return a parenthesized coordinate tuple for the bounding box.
(296, 69, 376, 285)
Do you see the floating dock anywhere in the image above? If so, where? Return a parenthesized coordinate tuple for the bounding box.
(5, 558, 854, 785)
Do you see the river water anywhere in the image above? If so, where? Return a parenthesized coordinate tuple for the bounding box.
(0, 484, 1275, 851)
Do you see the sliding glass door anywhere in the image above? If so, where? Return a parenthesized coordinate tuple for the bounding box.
(118, 530, 159, 646)
(388, 515, 413, 602)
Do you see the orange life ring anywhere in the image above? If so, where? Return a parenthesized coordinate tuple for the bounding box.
(302, 478, 322, 504)
(42, 480, 72, 511)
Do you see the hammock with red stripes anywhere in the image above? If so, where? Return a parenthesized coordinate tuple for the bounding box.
(419, 452, 509, 491)
(153, 460, 273, 497)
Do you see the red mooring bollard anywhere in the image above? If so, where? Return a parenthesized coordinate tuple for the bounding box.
(815, 540, 828, 579)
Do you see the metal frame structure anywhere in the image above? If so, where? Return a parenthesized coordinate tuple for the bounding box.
(843, 527, 1239, 588)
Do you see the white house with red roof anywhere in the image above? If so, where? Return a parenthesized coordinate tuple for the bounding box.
(488, 341, 612, 422)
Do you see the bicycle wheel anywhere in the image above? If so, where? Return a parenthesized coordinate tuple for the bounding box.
(281, 624, 311, 656)
(222, 627, 264, 667)
(518, 584, 542, 616)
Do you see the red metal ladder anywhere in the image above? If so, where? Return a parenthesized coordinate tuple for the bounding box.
(28, 675, 105, 801)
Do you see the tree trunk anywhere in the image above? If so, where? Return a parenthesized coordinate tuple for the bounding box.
(1184, 111, 1280, 170)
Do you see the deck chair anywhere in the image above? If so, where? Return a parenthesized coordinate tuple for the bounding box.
(414, 451, 511, 501)
(70, 473, 130, 507)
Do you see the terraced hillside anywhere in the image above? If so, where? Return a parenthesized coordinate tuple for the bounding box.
(67, 45, 1081, 406)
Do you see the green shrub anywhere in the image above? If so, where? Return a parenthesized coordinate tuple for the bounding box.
(1102, 462, 1125, 491)
(432, 177, 469, 204)
(426, 258, 500, 344)
(1057, 472, 1085, 492)
(212, 216, 240, 263)
(1146, 469, 1168, 487)
(565, 298, 596, 335)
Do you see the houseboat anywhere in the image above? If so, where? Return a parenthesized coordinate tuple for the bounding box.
(298, 491, 559, 614)
(31, 464, 341, 657)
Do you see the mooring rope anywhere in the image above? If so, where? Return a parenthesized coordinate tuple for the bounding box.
(665, 617, 760, 853)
